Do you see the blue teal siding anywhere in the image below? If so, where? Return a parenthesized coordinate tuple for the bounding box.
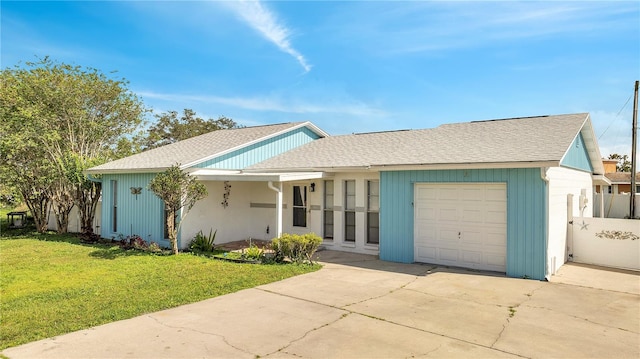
(380, 168, 547, 280)
(100, 173, 173, 249)
(195, 127, 320, 169)
(561, 133, 593, 172)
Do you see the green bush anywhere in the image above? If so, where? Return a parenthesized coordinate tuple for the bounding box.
(242, 244, 264, 261)
(271, 233, 322, 264)
(189, 229, 217, 252)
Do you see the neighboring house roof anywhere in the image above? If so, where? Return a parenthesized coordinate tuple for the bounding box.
(86, 122, 327, 174)
(605, 172, 640, 184)
(248, 113, 604, 173)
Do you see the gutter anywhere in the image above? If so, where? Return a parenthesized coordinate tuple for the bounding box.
(540, 167, 552, 280)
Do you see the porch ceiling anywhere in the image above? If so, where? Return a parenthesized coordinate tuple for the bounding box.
(188, 169, 327, 182)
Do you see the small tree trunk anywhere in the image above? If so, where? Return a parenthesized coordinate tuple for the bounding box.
(167, 210, 178, 254)
(53, 203, 72, 234)
(20, 188, 51, 233)
(51, 180, 75, 234)
(76, 180, 101, 235)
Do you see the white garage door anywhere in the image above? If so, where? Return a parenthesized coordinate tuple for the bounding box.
(414, 183, 507, 272)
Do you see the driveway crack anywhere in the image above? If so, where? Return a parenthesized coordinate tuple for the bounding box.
(146, 314, 256, 357)
(265, 313, 351, 357)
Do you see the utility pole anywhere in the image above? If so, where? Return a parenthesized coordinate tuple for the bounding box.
(631, 80, 638, 219)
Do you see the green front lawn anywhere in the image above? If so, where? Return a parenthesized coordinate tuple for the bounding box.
(0, 234, 320, 350)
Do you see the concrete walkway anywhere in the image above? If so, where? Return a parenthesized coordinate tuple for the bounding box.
(3, 251, 639, 358)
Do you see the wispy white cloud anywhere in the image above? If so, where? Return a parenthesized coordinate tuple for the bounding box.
(223, 0, 311, 73)
(337, 2, 639, 55)
(137, 91, 386, 117)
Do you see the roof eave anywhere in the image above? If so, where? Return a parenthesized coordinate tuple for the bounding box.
(369, 161, 562, 171)
(84, 167, 168, 175)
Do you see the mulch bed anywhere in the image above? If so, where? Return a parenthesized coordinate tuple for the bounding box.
(216, 239, 272, 251)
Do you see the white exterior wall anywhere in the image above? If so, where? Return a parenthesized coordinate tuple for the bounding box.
(546, 167, 593, 276)
(182, 173, 380, 255)
(282, 172, 380, 256)
(181, 181, 277, 247)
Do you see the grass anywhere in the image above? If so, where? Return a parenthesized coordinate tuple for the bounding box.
(0, 210, 320, 350)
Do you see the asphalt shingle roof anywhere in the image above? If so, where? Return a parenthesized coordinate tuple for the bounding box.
(248, 113, 589, 170)
(88, 122, 306, 172)
(605, 172, 640, 183)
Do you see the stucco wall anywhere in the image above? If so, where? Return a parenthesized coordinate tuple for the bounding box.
(182, 181, 279, 246)
(546, 167, 593, 275)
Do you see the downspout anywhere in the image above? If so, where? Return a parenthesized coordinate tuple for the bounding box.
(267, 181, 283, 238)
(540, 167, 551, 280)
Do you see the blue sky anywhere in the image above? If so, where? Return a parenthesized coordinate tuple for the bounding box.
(2, 1, 639, 160)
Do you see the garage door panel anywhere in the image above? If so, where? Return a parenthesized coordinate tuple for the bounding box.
(461, 208, 483, 223)
(416, 187, 438, 200)
(438, 208, 459, 222)
(461, 230, 482, 245)
(439, 228, 459, 242)
(462, 188, 484, 201)
(438, 248, 460, 263)
(414, 183, 507, 272)
(486, 254, 506, 268)
(438, 188, 460, 201)
(461, 250, 483, 266)
(485, 210, 507, 224)
(416, 246, 437, 262)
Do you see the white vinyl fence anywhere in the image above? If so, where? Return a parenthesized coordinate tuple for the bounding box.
(570, 217, 640, 271)
(594, 193, 640, 219)
(47, 201, 102, 233)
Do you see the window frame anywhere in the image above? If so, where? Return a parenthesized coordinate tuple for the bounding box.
(366, 180, 380, 245)
(344, 180, 356, 242)
(323, 180, 334, 239)
(293, 185, 307, 227)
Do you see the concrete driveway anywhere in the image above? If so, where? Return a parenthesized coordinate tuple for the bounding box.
(3, 251, 639, 359)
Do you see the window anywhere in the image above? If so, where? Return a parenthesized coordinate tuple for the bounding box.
(344, 180, 356, 242)
(367, 180, 379, 244)
(323, 180, 334, 239)
(111, 180, 118, 232)
(293, 185, 307, 227)
(607, 186, 613, 194)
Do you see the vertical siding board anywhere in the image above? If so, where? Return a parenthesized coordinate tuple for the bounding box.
(561, 133, 593, 172)
(196, 127, 320, 169)
(380, 167, 547, 279)
(99, 173, 172, 249)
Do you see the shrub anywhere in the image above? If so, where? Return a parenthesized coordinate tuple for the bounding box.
(189, 229, 217, 252)
(148, 242, 162, 253)
(270, 233, 322, 264)
(242, 244, 264, 261)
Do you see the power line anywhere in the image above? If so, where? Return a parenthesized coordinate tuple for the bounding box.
(599, 93, 633, 139)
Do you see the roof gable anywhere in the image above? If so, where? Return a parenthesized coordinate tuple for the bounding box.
(560, 132, 594, 172)
(87, 122, 327, 174)
(249, 113, 602, 172)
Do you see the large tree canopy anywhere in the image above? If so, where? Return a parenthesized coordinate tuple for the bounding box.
(0, 57, 146, 233)
(142, 109, 239, 150)
(608, 153, 631, 172)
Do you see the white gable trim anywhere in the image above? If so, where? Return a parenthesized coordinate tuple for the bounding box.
(188, 169, 329, 182)
(557, 114, 604, 175)
(180, 122, 328, 170)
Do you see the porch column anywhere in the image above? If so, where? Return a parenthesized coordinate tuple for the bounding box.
(599, 185, 605, 218)
(268, 181, 283, 237)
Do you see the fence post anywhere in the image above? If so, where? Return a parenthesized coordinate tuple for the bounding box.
(567, 194, 574, 262)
